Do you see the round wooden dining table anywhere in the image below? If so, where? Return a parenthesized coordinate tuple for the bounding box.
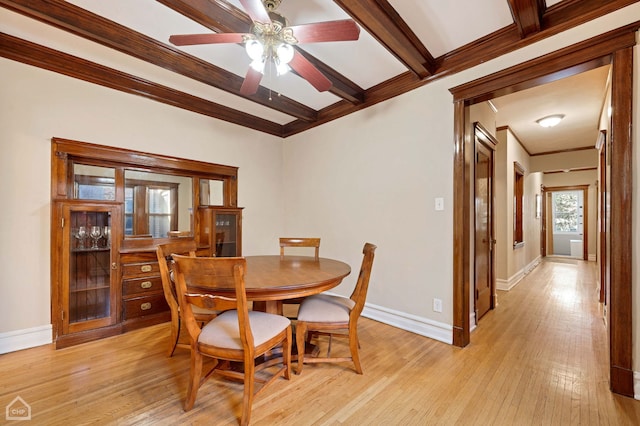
(199, 255, 352, 314)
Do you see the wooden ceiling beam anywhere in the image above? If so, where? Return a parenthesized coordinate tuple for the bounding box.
(0, 0, 318, 122)
(334, 0, 435, 78)
(0, 33, 284, 136)
(158, 0, 365, 104)
(541, 0, 639, 29)
(507, 0, 544, 38)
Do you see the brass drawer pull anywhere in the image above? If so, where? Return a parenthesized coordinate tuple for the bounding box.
(140, 302, 152, 311)
(140, 281, 152, 289)
(140, 265, 152, 273)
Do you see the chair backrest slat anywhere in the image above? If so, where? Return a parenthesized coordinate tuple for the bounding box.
(349, 243, 377, 318)
(279, 237, 320, 260)
(172, 255, 253, 349)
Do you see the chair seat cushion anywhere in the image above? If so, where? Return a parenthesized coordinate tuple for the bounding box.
(297, 294, 355, 323)
(198, 310, 290, 350)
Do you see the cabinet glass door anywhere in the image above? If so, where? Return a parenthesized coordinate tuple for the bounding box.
(63, 204, 119, 334)
(214, 211, 240, 257)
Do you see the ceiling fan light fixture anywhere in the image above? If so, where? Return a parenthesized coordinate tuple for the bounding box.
(276, 43, 294, 65)
(536, 114, 565, 128)
(245, 39, 264, 61)
(276, 62, 290, 76)
(249, 58, 266, 73)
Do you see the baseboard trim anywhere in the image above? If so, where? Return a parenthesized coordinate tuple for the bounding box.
(361, 302, 453, 345)
(0, 325, 52, 354)
(496, 256, 541, 291)
(634, 371, 640, 400)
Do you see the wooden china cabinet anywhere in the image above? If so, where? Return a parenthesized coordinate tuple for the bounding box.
(51, 138, 242, 348)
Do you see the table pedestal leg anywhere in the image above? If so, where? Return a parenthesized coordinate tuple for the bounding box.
(252, 300, 283, 315)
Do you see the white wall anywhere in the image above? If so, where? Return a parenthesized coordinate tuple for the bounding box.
(493, 128, 542, 287)
(530, 149, 599, 172)
(0, 59, 284, 337)
(283, 84, 454, 329)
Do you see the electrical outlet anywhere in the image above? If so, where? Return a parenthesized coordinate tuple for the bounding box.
(433, 298, 443, 313)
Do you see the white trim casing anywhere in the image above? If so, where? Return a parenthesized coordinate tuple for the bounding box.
(0, 325, 52, 354)
(362, 302, 453, 345)
(496, 256, 541, 291)
(321, 291, 453, 344)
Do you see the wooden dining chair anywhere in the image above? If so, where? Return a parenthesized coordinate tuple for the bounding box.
(279, 237, 321, 317)
(295, 242, 376, 375)
(279, 237, 321, 260)
(172, 255, 292, 426)
(156, 240, 217, 357)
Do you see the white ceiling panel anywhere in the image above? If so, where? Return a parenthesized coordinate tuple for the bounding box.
(492, 65, 611, 155)
(389, 0, 514, 57)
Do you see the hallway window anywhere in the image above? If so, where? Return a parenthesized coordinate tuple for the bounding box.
(552, 191, 582, 233)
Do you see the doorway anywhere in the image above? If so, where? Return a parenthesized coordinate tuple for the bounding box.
(544, 186, 588, 260)
(450, 27, 634, 396)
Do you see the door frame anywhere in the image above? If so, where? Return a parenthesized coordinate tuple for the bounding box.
(449, 24, 636, 396)
(598, 131, 607, 304)
(473, 122, 497, 321)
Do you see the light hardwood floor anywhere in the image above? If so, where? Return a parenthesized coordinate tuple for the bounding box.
(2, 259, 639, 425)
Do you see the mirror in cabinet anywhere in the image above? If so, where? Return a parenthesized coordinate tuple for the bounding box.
(74, 164, 116, 201)
(199, 179, 224, 206)
(124, 170, 192, 238)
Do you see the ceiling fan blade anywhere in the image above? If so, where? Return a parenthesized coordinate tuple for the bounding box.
(239, 0, 271, 24)
(240, 67, 263, 96)
(169, 33, 248, 46)
(288, 20, 360, 43)
(288, 51, 332, 92)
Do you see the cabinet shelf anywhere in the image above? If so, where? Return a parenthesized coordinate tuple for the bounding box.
(70, 286, 110, 294)
(72, 247, 111, 253)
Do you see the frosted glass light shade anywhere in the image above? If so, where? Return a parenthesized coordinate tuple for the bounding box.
(536, 114, 565, 128)
(245, 40, 264, 61)
(276, 43, 294, 64)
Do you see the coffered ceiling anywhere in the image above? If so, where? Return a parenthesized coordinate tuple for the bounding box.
(0, 0, 636, 147)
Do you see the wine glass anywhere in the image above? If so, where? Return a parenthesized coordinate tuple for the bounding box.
(103, 226, 111, 247)
(75, 226, 87, 249)
(90, 226, 102, 249)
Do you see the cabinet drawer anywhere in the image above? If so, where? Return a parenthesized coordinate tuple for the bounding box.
(121, 262, 160, 279)
(123, 294, 168, 320)
(123, 276, 164, 297)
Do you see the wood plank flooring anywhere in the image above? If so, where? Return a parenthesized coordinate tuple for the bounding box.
(1, 258, 640, 425)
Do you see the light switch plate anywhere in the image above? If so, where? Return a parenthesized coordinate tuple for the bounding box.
(435, 197, 444, 211)
(433, 298, 443, 312)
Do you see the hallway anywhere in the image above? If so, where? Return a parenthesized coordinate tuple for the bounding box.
(460, 257, 622, 423)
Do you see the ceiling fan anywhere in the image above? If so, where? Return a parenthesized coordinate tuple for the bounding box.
(169, 0, 360, 96)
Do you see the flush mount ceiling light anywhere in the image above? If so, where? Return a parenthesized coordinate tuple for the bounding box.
(536, 114, 565, 128)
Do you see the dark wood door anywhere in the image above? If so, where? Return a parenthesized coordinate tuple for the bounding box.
(474, 127, 495, 321)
